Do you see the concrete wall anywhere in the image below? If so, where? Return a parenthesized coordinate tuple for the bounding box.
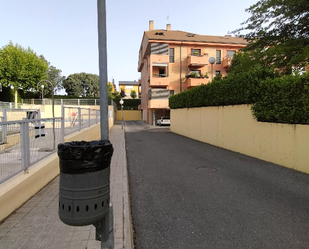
(116, 110, 141, 121)
(0, 122, 109, 222)
(171, 105, 309, 174)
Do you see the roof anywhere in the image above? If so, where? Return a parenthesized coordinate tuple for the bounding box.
(119, 81, 139, 86)
(144, 30, 247, 45)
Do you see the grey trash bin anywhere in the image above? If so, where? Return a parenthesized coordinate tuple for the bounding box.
(58, 140, 113, 226)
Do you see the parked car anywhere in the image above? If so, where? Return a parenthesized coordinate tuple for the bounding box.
(156, 117, 170, 126)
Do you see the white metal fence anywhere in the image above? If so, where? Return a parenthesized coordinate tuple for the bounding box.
(0, 106, 101, 184)
(22, 98, 102, 106)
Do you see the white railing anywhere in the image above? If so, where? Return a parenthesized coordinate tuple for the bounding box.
(0, 106, 101, 184)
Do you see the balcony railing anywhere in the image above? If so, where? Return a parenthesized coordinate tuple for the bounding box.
(149, 74, 169, 87)
(222, 57, 233, 68)
(186, 77, 210, 88)
(187, 54, 208, 66)
(148, 99, 169, 109)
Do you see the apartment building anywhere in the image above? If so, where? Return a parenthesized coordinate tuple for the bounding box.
(138, 20, 247, 125)
(119, 80, 140, 99)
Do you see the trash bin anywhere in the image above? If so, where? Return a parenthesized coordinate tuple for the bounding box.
(58, 140, 113, 226)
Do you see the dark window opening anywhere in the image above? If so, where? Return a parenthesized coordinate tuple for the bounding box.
(191, 49, 201, 56)
(216, 50, 221, 64)
(169, 48, 174, 63)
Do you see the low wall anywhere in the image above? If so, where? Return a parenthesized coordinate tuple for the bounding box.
(0, 123, 103, 222)
(116, 110, 141, 121)
(171, 105, 309, 174)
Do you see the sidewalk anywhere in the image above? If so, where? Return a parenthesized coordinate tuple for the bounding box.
(0, 123, 133, 249)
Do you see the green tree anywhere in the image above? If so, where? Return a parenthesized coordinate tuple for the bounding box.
(120, 89, 126, 98)
(62, 73, 99, 97)
(107, 82, 115, 100)
(130, 90, 137, 99)
(46, 63, 65, 96)
(0, 42, 48, 104)
(233, 0, 309, 74)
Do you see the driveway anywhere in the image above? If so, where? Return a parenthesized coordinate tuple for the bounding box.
(125, 121, 309, 249)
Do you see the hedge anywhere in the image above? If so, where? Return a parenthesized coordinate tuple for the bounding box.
(169, 70, 309, 124)
(252, 73, 309, 124)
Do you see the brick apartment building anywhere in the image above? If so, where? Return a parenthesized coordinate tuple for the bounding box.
(138, 20, 247, 125)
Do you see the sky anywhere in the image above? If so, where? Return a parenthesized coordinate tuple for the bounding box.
(0, 0, 258, 93)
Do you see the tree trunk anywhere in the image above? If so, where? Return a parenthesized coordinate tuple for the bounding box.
(14, 88, 18, 108)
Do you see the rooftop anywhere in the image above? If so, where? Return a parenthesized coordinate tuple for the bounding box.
(145, 29, 247, 45)
(119, 81, 139, 86)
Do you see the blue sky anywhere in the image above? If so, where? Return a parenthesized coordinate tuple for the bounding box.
(0, 0, 257, 92)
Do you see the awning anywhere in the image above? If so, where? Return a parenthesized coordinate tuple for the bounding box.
(152, 63, 168, 67)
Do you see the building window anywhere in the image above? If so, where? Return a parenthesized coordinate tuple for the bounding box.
(226, 50, 236, 58)
(159, 68, 166, 77)
(216, 70, 221, 75)
(169, 48, 174, 63)
(216, 50, 221, 64)
(191, 49, 201, 56)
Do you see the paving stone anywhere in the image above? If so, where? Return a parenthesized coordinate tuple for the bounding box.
(0, 124, 132, 249)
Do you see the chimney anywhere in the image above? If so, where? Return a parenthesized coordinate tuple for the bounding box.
(166, 24, 171, 31)
(149, 20, 154, 30)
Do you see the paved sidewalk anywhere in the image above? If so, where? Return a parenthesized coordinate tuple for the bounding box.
(0, 123, 133, 249)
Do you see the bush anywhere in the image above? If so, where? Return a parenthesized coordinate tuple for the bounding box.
(252, 73, 309, 124)
(169, 69, 309, 124)
(169, 68, 276, 109)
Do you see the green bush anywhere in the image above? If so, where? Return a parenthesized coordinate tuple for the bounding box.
(116, 98, 141, 110)
(252, 73, 309, 124)
(169, 68, 275, 109)
(169, 69, 309, 124)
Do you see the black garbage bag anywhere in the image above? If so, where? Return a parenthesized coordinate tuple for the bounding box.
(58, 140, 113, 174)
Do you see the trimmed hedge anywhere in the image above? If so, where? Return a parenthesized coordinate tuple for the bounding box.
(169, 68, 275, 108)
(252, 73, 309, 124)
(169, 71, 309, 124)
(116, 98, 141, 110)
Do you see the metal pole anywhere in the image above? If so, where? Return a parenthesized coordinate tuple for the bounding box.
(98, 0, 109, 141)
(38, 80, 55, 150)
(121, 105, 123, 129)
(98, 1, 113, 249)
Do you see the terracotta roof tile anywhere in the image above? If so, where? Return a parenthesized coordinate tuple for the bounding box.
(145, 30, 247, 45)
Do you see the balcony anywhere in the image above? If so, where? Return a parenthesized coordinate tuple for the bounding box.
(187, 55, 208, 66)
(150, 54, 169, 64)
(148, 99, 169, 109)
(147, 89, 171, 109)
(186, 77, 210, 88)
(222, 57, 233, 68)
(149, 74, 169, 87)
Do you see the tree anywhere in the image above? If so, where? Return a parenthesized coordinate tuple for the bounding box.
(46, 63, 65, 96)
(130, 90, 137, 99)
(232, 0, 309, 74)
(120, 89, 126, 98)
(0, 42, 48, 104)
(62, 73, 99, 97)
(107, 82, 115, 100)
(229, 50, 277, 75)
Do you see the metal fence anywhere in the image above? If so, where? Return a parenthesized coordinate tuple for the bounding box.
(0, 106, 101, 184)
(0, 118, 62, 183)
(22, 99, 101, 106)
(62, 106, 100, 136)
(21, 98, 115, 106)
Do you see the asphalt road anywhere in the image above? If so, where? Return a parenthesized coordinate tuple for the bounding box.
(125, 121, 309, 249)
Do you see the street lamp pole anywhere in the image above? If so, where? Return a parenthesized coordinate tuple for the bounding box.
(98, 1, 114, 248)
(119, 98, 124, 129)
(41, 85, 44, 103)
(37, 80, 55, 150)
